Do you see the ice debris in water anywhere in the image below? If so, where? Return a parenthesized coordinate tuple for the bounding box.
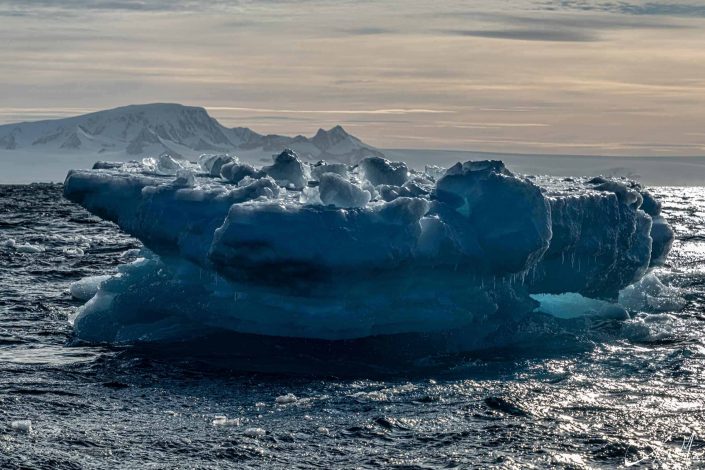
(243, 427, 266, 438)
(618, 272, 686, 313)
(12, 242, 45, 253)
(2, 238, 45, 253)
(62, 247, 85, 257)
(275, 393, 298, 405)
(10, 420, 32, 433)
(62, 149, 675, 346)
(212, 415, 241, 426)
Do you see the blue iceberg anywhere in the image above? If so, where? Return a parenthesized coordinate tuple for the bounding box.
(64, 151, 673, 347)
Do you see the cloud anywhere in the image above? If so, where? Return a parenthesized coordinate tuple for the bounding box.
(483, 11, 687, 30)
(436, 7, 690, 42)
(205, 106, 452, 115)
(554, 1, 705, 18)
(340, 27, 396, 35)
(0, 0, 214, 11)
(446, 28, 597, 42)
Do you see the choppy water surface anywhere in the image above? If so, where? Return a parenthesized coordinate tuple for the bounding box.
(1, 184, 705, 468)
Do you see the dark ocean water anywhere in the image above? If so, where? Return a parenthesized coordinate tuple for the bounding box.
(1, 184, 705, 469)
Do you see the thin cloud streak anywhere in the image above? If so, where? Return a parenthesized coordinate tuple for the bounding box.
(446, 29, 597, 42)
(205, 107, 453, 115)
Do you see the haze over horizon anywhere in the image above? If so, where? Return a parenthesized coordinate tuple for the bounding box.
(2, 0, 705, 156)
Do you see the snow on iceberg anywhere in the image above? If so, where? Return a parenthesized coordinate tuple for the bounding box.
(63, 150, 673, 345)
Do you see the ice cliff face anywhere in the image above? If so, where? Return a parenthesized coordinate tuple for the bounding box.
(63, 151, 673, 344)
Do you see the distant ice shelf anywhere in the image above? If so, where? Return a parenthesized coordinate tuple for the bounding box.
(63, 150, 674, 344)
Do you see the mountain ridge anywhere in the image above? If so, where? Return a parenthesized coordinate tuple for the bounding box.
(0, 103, 384, 164)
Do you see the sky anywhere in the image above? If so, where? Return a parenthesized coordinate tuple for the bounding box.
(1, 0, 705, 156)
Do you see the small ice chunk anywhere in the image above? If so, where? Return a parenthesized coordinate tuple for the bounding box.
(212, 415, 241, 426)
(359, 156, 409, 186)
(351, 391, 388, 401)
(92, 161, 123, 170)
(15, 243, 45, 253)
(300, 186, 322, 205)
(2, 239, 16, 249)
(199, 154, 235, 177)
(275, 393, 298, 404)
(640, 190, 662, 216)
(156, 154, 184, 175)
(62, 247, 85, 257)
(70, 275, 112, 301)
(378, 181, 429, 202)
(424, 165, 446, 180)
(588, 177, 642, 208)
(243, 427, 266, 438)
(11, 420, 32, 433)
(120, 248, 141, 260)
(311, 161, 348, 180)
(220, 161, 260, 183)
(619, 273, 685, 313)
(318, 172, 371, 208)
(650, 215, 674, 266)
(262, 149, 307, 189)
(142, 157, 157, 170)
(143, 154, 184, 175)
(173, 169, 195, 187)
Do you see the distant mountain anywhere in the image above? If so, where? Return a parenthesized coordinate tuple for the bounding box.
(0, 103, 384, 164)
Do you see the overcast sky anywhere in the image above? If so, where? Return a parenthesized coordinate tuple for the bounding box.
(1, 0, 705, 155)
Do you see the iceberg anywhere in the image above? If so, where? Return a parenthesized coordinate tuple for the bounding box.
(63, 150, 673, 347)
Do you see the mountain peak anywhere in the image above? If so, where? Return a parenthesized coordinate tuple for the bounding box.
(314, 125, 349, 137)
(0, 105, 384, 166)
(312, 125, 355, 150)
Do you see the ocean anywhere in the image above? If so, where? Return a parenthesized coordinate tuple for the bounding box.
(1, 183, 704, 468)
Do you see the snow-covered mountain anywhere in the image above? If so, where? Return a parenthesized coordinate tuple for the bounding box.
(0, 103, 384, 164)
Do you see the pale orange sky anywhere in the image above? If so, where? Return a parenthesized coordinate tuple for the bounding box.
(1, 0, 705, 155)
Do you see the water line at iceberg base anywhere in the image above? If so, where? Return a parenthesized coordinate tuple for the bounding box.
(63, 151, 677, 371)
